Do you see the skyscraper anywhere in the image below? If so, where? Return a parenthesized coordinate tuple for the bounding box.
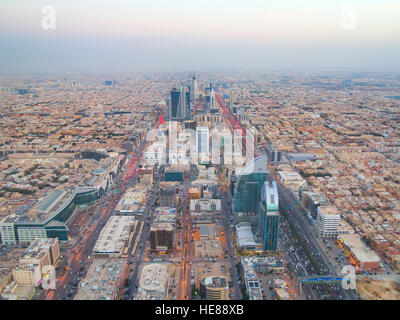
(260, 181, 279, 251)
(232, 155, 268, 239)
(179, 86, 186, 120)
(209, 82, 216, 110)
(191, 73, 199, 101)
(196, 127, 209, 163)
(196, 127, 209, 154)
(233, 156, 268, 214)
(170, 87, 181, 120)
(169, 86, 187, 121)
(185, 89, 191, 120)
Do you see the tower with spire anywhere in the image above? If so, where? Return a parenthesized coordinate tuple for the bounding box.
(209, 82, 216, 110)
(191, 73, 199, 102)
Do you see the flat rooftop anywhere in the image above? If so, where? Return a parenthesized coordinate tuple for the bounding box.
(202, 276, 227, 288)
(318, 205, 340, 216)
(265, 181, 279, 210)
(151, 223, 174, 232)
(14, 263, 39, 272)
(139, 263, 167, 293)
(199, 224, 219, 239)
(22, 238, 57, 259)
(277, 171, 305, 181)
(241, 257, 263, 300)
(93, 216, 136, 254)
(74, 259, 124, 300)
(339, 234, 380, 263)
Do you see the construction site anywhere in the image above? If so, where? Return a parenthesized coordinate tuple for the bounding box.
(356, 280, 400, 300)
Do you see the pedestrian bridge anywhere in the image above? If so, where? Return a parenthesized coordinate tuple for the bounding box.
(298, 274, 400, 284)
(299, 276, 344, 283)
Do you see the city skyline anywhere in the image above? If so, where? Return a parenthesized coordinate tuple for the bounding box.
(1, 1, 400, 304)
(0, 70, 399, 301)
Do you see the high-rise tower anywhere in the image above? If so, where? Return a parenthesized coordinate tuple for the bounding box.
(260, 180, 279, 251)
(169, 86, 187, 121)
(170, 87, 180, 120)
(196, 126, 209, 154)
(196, 126, 210, 164)
(191, 73, 199, 101)
(185, 88, 191, 120)
(209, 82, 216, 110)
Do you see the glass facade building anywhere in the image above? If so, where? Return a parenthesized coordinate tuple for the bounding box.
(169, 86, 188, 121)
(1, 186, 99, 245)
(260, 181, 280, 251)
(75, 189, 98, 206)
(185, 90, 191, 120)
(165, 171, 184, 182)
(263, 214, 279, 251)
(232, 155, 269, 244)
(233, 173, 266, 214)
(170, 87, 180, 120)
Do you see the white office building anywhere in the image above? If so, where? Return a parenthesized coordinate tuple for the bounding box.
(196, 127, 209, 163)
(316, 206, 340, 238)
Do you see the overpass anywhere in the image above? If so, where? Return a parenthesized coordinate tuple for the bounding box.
(298, 273, 400, 283)
(297, 273, 400, 297)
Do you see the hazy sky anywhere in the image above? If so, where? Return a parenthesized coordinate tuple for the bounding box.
(1, 0, 399, 73)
